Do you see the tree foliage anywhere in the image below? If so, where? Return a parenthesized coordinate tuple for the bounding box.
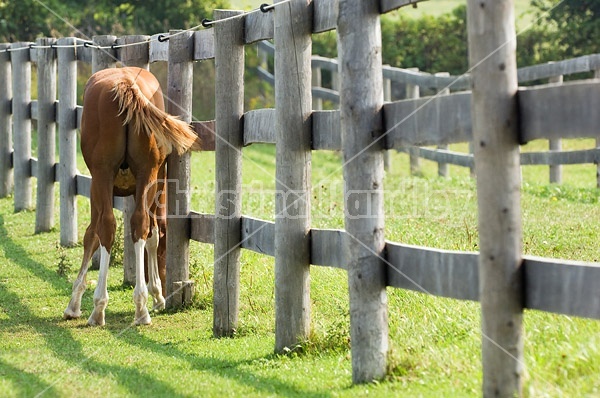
(530, 0, 600, 58)
(0, 0, 227, 42)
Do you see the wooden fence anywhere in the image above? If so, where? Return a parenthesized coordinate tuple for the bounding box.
(259, 40, 600, 185)
(0, 0, 599, 394)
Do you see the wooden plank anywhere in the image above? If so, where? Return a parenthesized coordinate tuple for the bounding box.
(312, 86, 339, 103)
(401, 147, 474, 167)
(76, 105, 83, 129)
(192, 120, 216, 151)
(241, 216, 274, 256)
(519, 80, 600, 142)
(517, 54, 600, 83)
(76, 174, 91, 198)
(190, 212, 215, 244)
(314, 0, 338, 33)
(243, 108, 275, 145)
(312, 110, 341, 150)
(194, 29, 215, 60)
(382, 65, 470, 91)
(524, 256, 600, 320)
(310, 228, 346, 269)
(244, 10, 274, 44)
(384, 91, 472, 147)
(149, 33, 169, 62)
(380, 0, 429, 14)
(520, 148, 600, 165)
(386, 242, 479, 301)
(312, 56, 337, 72)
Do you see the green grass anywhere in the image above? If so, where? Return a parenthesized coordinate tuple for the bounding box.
(1, 140, 600, 397)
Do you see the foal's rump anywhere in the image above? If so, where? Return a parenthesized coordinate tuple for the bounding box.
(82, 67, 201, 158)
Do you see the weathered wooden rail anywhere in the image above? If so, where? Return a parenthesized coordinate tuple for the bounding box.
(259, 38, 600, 184)
(0, 0, 599, 394)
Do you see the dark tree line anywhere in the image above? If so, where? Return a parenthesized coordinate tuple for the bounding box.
(0, 0, 226, 42)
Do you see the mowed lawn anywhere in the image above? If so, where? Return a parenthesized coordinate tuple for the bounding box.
(1, 138, 600, 397)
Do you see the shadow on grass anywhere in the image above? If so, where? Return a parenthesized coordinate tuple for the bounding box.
(0, 357, 58, 398)
(109, 324, 333, 398)
(0, 214, 183, 397)
(0, 214, 333, 397)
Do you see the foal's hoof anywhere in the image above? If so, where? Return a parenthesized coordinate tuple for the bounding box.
(87, 311, 105, 327)
(63, 308, 81, 320)
(134, 314, 152, 326)
(153, 297, 166, 312)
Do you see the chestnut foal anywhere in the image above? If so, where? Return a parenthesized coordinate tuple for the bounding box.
(64, 67, 200, 326)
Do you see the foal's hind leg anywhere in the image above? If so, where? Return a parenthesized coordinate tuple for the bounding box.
(130, 175, 162, 325)
(146, 173, 166, 311)
(87, 179, 117, 326)
(64, 224, 99, 320)
(146, 223, 165, 311)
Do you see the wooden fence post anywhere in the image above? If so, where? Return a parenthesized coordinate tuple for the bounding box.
(57, 37, 79, 247)
(117, 35, 151, 285)
(436, 72, 450, 178)
(467, 0, 524, 396)
(0, 44, 13, 198)
(11, 43, 32, 212)
(548, 74, 563, 184)
(274, 0, 312, 352)
(213, 10, 244, 337)
(35, 38, 57, 233)
(166, 30, 194, 309)
(406, 68, 421, 176)
(338, 0, 388, 383)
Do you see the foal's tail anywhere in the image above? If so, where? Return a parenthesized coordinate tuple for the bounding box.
(112, 78, 201, 155)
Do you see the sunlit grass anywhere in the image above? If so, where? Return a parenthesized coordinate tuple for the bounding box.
(1, 139, 599, 396)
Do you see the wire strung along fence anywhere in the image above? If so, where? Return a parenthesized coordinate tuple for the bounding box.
(0, 0, 600, 394)
(258, 40, 600, 185)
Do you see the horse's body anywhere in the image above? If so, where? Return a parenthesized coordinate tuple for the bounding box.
(63, 67, 200, 326)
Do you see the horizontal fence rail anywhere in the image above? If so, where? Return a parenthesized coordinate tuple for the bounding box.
(0, 0, 598, 393)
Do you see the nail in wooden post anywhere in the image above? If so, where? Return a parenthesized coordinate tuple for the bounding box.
(11, 42, 32, 212)
(274, 0, 312, 352)
(57, 37, 78, 247)
(0, 43, 13, 198)
(467, 0, 524, 396)
(35, 38, 57, 233)
(338, 0, 388, 383)
(213, 9, 244, 337)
